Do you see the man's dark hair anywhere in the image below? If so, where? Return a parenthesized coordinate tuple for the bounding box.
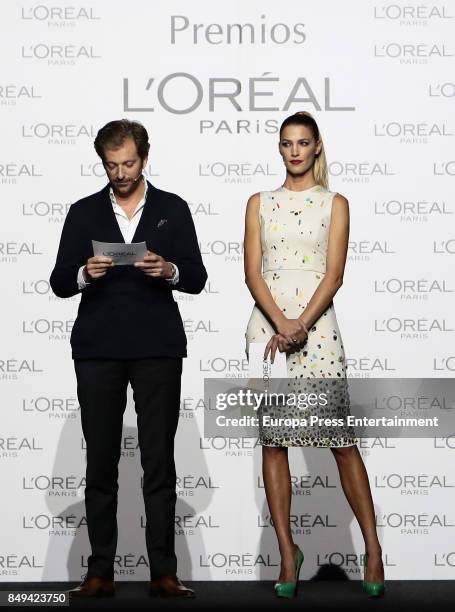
(94, 119, 150, 161)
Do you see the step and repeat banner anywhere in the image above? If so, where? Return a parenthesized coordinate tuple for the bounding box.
(1, 0, 454, 582)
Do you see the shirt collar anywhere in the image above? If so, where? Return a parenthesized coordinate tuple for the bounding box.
(109, 176, 148, 215)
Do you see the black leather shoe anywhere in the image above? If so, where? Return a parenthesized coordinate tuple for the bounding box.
(148, 575, 195, 598)
(69, 575, 115, 598)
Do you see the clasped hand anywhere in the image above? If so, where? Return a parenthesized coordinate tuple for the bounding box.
(264, 317, 308, 363)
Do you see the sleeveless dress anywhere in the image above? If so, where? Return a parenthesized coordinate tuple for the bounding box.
(245, 184, 358, 448)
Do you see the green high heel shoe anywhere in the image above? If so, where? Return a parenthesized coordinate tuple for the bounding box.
(362, 552, 385, 597)
(274, 546, 304, 599)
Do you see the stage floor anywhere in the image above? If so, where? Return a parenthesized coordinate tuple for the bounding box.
(1, 581, 454, 610)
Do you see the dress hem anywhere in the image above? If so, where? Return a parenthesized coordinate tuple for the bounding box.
(259, 438, 358, 449)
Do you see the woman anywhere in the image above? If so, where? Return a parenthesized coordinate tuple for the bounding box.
(244, 112, 385, 598)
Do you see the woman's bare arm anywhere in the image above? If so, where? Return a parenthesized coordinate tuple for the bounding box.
(297, 193, 349, 329)
(244, 193, 285, 328)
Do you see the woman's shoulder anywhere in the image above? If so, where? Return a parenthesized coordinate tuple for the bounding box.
(246, 190, 277, 204)
(247, 188, 278, 197)
(252, 188, 283, 200)
(246, 192, 261, 205)
(312, 185, 346, 197)
(329, 190, 349, 205)
(245, 190, 280, 215)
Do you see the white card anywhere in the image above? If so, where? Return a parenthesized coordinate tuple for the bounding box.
(248, 342, 288, 378)
(92, 240, 148, 265)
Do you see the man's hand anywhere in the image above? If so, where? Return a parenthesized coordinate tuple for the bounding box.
(84, 256, 113, 280)
(134, 251, 174, 278)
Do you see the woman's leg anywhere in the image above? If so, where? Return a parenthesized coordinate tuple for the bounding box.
(262, 446, 299, 581)
(330, 445, 384, 582)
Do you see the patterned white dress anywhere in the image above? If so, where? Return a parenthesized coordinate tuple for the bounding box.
(245, 184, 358, 448)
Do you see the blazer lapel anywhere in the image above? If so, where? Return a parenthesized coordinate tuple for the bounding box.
(131, 181, 156, 243)
(94, 184, 126, 244)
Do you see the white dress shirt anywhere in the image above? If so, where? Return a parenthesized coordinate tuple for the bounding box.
(77, 177, 179, 289)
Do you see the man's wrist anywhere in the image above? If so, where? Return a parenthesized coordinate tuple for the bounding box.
(82, 265, 90, 283)
(166, 262, 177, 280)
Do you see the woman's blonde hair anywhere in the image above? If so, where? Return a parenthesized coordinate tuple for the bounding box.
(279, 111, 328, 190)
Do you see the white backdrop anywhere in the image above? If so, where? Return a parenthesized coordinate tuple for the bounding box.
(1, 0, 454, 582)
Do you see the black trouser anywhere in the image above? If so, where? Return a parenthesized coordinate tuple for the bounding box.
(74, 357, 182, 580)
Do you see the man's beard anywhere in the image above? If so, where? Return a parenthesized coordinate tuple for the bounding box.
(112, 176, 142, 197)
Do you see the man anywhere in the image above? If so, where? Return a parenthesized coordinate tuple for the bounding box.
(50, 119, 207, 598)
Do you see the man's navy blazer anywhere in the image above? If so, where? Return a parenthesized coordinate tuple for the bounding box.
(50, 181, 208, 359)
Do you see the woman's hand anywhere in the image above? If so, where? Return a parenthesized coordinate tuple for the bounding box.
(276, 316, 306, 341)
(288, 327, 308, 353)
(264, 334, 290, 363)
(264, 327, 308, 363)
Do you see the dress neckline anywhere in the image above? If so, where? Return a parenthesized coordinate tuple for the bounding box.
(279, 184, 321, 194)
